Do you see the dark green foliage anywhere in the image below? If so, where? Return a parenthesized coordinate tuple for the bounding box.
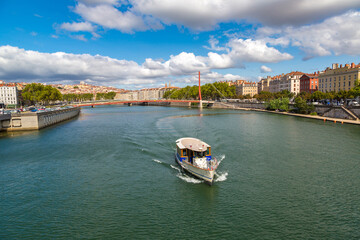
(254, 91, 273, 101)
(96, 92, 116, 100)
(294, 96, 315, 114)
(311, 91, 325, 100)
(63, 93, 94, 102)
(163, 82, 236, 100)
(266, 98, 289, 111)
(22, 83, 62, 105)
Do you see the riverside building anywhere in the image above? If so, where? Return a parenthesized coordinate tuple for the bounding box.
(300, 73, 319, 93)
(0, 83, 19, 108)
(236, 82, 258, 97)
(267, 72, 303, 94)
(318, 63, 360, 92)
(114, 85, 180, 101)
(279, 71, 303, 94)
(258, 76, 273, 93)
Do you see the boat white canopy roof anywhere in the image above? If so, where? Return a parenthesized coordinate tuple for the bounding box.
(176, 137, 210, 152)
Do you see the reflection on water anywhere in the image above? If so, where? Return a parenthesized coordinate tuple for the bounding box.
(167, 112, 253, 119)
(0, 130, 40, 138)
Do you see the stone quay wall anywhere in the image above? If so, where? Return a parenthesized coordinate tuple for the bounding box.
(210, 102, 360, 121)
(2, 107, 80, 131)
(0, 114, 11, 132)
(211, 102, 267, 109)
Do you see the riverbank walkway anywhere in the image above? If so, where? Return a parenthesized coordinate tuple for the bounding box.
(221, 104, 360, 125)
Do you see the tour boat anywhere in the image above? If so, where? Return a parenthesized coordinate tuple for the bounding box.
(175, 137, 218, 185)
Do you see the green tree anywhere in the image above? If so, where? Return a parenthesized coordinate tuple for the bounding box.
(311, 91, 325, 101)
(22, 83, 61, 105)
(298, 91, 311, 100)
(294, 96, 315, 114)
(255, 91, 274, 101)
(266, 98, 289, 111)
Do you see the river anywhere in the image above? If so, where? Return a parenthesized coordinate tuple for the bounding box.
(1, 105, 360, 239)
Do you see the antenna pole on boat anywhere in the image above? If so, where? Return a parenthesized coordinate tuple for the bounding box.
(199, 71, 202, 109)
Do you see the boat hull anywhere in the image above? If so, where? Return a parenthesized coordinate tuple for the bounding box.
(175, 154, 215, 185)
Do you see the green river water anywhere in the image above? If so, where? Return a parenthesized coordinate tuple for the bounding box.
(1, 105, 360, 239)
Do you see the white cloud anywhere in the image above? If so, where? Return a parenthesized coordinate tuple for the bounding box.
(207, 52, 234, 69)
(258, 11, 360, 59)
(260, 65, 272, 73)
(78, 0, 119, 4)
(227, 39, 293, 63)
(0, 44, 290, 87)
(204, 36, 227, 51)
(71, 35, 88, 41)
(74, 3, 154, 33)
(180, 72, 246, 84)
(61, 0, 360, 34)
(60, 22, 95, 32)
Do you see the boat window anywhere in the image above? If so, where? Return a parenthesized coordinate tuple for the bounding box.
(195, 151, 205, 157)
(183, 150, 187, 156)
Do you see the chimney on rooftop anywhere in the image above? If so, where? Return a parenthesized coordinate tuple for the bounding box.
(340, 64, 343, 68)
(332, 63, 338, 69)
(351, 62, 355, 68)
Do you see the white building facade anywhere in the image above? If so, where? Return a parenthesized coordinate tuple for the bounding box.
(0, 84, 19, 107)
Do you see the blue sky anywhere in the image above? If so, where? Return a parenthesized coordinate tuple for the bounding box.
(1, 0, 360, 89)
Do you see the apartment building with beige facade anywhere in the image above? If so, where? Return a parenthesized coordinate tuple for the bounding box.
(258, 76, 272, 93)
(236, 82, 258, 97)
(266, 72, 303, 94)
(318, 63, 360, 93)
(115, 86, 180, 101)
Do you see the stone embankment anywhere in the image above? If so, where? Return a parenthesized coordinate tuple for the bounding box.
(0, 107, 80, 131)
(211, 102, 360, 125)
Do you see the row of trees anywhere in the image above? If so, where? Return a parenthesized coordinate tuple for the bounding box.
(256, 86, 360, 102)
(62, 93, 94, 102)
(265, 96, 315, 114)
(164, 82, 236, 100)
(21, 83, 117, 105)
(22, 83, 62, 105)
(95, 92, 116, 100)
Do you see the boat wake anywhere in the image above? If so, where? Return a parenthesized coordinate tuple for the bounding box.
(217, 154, 226, 164)
(176, 174, 203, 184)
(153, 159, 162, 164)
(153, 156, 227, 184)
(215, 171, 228, 182)
(171, 163, 204, 184)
